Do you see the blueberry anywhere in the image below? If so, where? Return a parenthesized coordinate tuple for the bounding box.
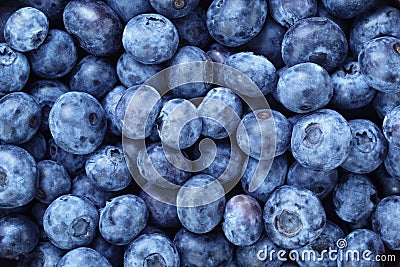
(89, 235, 124, 267)
(296, 221, 344, 267)
(337, 229, 385, 267)
(69, 55, 118, 99)
(0, 43, 30, 94)
(173, 227, 233, 267)
(287, 161, 338, 200)
(17, 241, 64, 267)
(72, 173, 115, 209)
(26, 79, 69, 131)
(104, 0, 153, 22)
(241, 155, 288, 203)
(291, 109, 352, 171)
(172, 7, 211, 48)
(0, 92, 41, 144)
(372, 195, 400, 250)
(19, 131, 47, 162)
(0, 215, 39, 260)
(0, 2, 21, 43)
(330, 61, 376, 110)
(27, 29, 78, 79)
(139, 189, 181, 229)
(373, 165, 400, 197)
(198, 87, 242, 139)
(276, 62, 333, 113)
(224, 52, 277, 96)
(137, 142, 191, 186)
(117, 52, 163, 89)
(124, 233, 180, 267)
(0, 145, 37, 209)
(101, 85, 126, 136)
(149, 0, 200, 18)
(43, 194, 99, 249)
(36, 160, 71, 204)
(49, 91, 107, 154)
(206, 0, 267, 47)
(263, 185, 326, 249)
(268, 0, 317, 27)
(57, 247, 112, 267)
(321, 0, 377, 19)
(99, 194, 148, 245)
(222, 194, 263, 246)
(350, 6, 400, 56)
(177, 174, 226, 234)
(122, 13, 179, 64)
(243, 16, 286, 68)
(383, 105, 400, 148)
(85, 145, 132, 191)
(359, 36, 400, 92)
(4, 7, 49, 52)
(373, 91, 400, 119)
(281, 17, 348, 72)
(333, 173, 379, 223)
(63, 0, 122, 56)
(47, 138, 88, 176)
(341, 119, 387, 174)
(157, 98, 202, 149)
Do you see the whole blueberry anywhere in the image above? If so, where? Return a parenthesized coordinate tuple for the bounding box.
(43, 194, 99, 250)
(337, 229, 385, 267)
(333, 173, 379, 223)
(173, 227, 233, 267)
(57, 247, 112, 267)
(263, 186, 326, 249)
(372, 195, 400, 250)
(26, 79, 69, 131)
(224, 52, 277, 96)
(35, 160, 71, 204)
(117, 52, 162, 89)
(268, 0, 317, 28)
(157, 98, 202, 149)
(167, 45, 212, 99)
(4, 7, 49, 52)
(287, 161, 338, 199)
(237, 109, 289, 160)
(99, 194, 148, 245)
(172, 7, 211, 48)
(341, 119, 387, 174)
(85, 145, 132, 191)
(104, 0, 153, 23)
(359, 36, 400, 92)
(241, 154, 288, 203)
(177, 174, 226, 234)
(383, 105, 400, 148)
(321, 0, 377, 19)
(124, 233, 180, 267)
(206, 0, 267, 47)
(291, 109, 352, 171)
(0, 215, 39, 260)
(17, 241, 64, 267)
(330, 61, 376, 110)
(90, 235, 124, 267)
(20, 132, 47, 162)
(47, 138, 88, 176)
(149, 0, 200, 18)
(63, 0, 122, 56)
(49, 91, 107, 154)
(198, 87, 242, 139)
(222, 194, 263, 246)
(281, 17, 348, 72)
(276, 62, 333, 113)
(350, 6, 400, 56)
(122, 13, 179, 64)
(101, 85, 126, 136)
(27, 29, 78, 79)
(373, 91, 400, 119)
(0, 43, 30, 94)
(69, 55, 118, 99)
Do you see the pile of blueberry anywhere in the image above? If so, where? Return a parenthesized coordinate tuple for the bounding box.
(0, 0, 400, 266)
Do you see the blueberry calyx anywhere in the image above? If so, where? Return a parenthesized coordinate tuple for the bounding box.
(36, 188, 46, 199)
(145, 17, 166, 27)
(0, 45, 17, 66)
(89, 113, 98, 126)
(303, 123, 322, 147)
(394, 43, 400, 54)
(0, 171, 7, 192)
(174, 0, 186, 10)
(354, 130, 376, 153)
(275, 210, 302, 237)
(144, 253, 167, 267)
(308, 52, 330, 66)
(72, 217, 90, 237)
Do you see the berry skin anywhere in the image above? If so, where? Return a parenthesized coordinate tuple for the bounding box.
(263, 185, 326, 249)
(149, 0, 200, 18)
(269, 0, 317, 28)
(321, 0, 376, 19)
(57, 247, 112, 267)
(101, 85, 126, 136)
(17, 241, 64, 267)
(104, 0, 152, 23)
(383, 105, 400, 148)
